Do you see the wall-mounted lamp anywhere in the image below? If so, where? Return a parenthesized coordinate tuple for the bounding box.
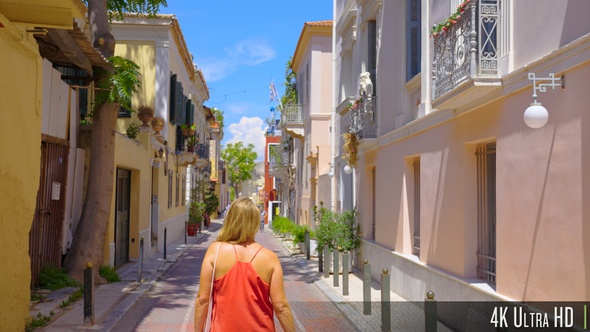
(155, 147, 164, 159)
(328, 163, 334, 178)
(523, 73, 564, 129)
(344, 164, 353, 175)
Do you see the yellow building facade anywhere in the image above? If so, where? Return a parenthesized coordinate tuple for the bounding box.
(0, 0, 87, 329)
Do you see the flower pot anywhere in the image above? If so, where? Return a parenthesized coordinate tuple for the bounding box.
(186, 223, 198, 236)
(138, 113, 153, 127)
(182, 129, 196, 136)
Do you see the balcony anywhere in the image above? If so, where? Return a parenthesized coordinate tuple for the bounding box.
(280, 104, 304, 138)
(431, 0, 503, 111)
(349, 96, 377, 139)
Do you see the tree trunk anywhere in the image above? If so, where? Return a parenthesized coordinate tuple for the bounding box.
(63, 0, 116, 283)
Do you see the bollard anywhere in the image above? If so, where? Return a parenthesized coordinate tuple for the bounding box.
(363, 259, 371, 315)
(184, 221, 187, 244)
(381, 268, 391, 332)
(305, 230, 310, 260)
(137, 237, 144, 283)
(342, 251, 349, 296)
(83, 262, 94, 326)
(425, 291, 437, 332)
(318, 245, 323, 273)
(163, 227, 167, 260)
(323, 244, 330, 278)
(333, 250, 340, 287)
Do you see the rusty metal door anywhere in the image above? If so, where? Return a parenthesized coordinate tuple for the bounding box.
(30, 140, 68, 286)
(115, 168, 130, 267)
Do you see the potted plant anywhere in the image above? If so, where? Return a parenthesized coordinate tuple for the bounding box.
(204, 193, 220, 220)
(151, 116, 165, 135)
(187, 201, 205, 236)
(137, 105, 155, 127)
(181, 123, 196, 136)
(125, 122, 140, 139)
(187, 135, 197, 152)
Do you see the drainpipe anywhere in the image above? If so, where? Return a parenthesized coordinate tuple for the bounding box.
(330, 1, 337, 212)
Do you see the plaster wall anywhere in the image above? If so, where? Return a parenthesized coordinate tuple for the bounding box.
(0, 28, 42, 331)
(360, 60, 590, 301)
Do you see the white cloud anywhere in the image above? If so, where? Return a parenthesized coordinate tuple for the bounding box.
(225, 117, 267, 161)
(197, 39, 275, 82)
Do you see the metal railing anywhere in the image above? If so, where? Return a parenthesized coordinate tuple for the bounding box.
(432, 0, 501, 99)
(349, 96, 377, 139)
(196, 143, 209, 160)
(281, 104, 303, 125)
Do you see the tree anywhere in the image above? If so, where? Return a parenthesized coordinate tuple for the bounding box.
(220, 142, 257, 197)
(63, 0, 167, 283)
(281, 57, 297, 106)
(211, 107, 224, 130)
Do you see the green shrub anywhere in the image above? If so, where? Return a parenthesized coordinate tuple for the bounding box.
(99, 265, 121, 283)
(38, 264, 80, 291)
(292, 224, 309, 245)
(272, 216, 294, 234)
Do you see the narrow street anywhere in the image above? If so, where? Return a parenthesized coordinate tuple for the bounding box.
(110, 222, 360, 331)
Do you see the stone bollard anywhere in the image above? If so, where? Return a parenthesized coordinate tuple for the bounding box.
(381, 268, 391, 332)
(305, 230, 310, 260)
(323, 244, 330, 278)
(163, 227, 167, 260)
(333, 250, 340, 287)
(84, 262, 94, 326)
(342, 251, 349, 296)
(137, 237, 144, 283)
(425, 291, 437, 332)
(318, 245, 323, 273)
(363, 259, 371, 315)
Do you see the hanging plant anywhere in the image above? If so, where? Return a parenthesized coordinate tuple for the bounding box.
(430, 0, 471, 37)
(342, 132, 358, 168)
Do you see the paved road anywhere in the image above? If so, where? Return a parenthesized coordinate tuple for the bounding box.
(111, 223, 360, 331)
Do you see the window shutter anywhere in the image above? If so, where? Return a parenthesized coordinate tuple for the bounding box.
(180, 95, 187, 125)
(406, 0, 421, 81)
(174, 81, 183, 124)
(170, 74, 177, 122)
(368, 20, 377, 94)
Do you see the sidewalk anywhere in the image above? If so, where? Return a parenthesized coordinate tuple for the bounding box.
(32, 222, 221, 331)
(33, 220, 413, 331)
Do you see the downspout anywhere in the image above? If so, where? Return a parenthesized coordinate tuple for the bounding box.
(330, 1, 337, 212)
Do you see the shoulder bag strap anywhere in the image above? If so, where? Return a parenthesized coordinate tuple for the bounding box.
(204, 242, 221, 332)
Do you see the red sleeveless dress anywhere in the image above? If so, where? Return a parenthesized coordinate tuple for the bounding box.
(210, 244, 275, 331)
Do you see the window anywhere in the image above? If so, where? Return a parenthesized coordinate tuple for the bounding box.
(182, 174, 186, 206)
(168, 170, 173, 208)
(413, 159, 421, 255)
(118, 96, 131, 118)
(368, 20, 377, 92)
(406, 0, 421, 81)
(476, 142, 496, 283)
(175, 172, 180, 207)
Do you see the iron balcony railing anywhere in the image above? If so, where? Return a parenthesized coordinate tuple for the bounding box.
(281, 104, 303, 126)
(349, 96, 377, 139)
(432, 0, 501, 100)
(196, 143, 209, 160)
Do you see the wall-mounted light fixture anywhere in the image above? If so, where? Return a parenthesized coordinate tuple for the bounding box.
(328, 163, 334, 178)
(523, 73, 565, 129)
(155, 147, 164, 159)
(344, 164, 353, 174)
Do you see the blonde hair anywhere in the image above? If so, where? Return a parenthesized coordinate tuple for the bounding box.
(217, 197, 260, 243)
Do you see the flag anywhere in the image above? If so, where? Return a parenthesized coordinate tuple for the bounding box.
(270, 80, 279, 102)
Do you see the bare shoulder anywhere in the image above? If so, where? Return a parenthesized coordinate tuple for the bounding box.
(257, 245, 280, 264)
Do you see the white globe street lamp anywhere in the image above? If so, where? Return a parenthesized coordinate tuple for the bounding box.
(344, 164, 353, 174)
(523, 73, 564, 129)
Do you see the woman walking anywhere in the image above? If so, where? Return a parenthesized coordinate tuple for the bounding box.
(194, 197, 295, 331)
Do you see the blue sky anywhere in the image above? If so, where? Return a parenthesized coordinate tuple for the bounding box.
(160, 1, 333, 160)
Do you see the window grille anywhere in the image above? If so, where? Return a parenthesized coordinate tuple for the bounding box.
(476, 142, 496, 283)
(406, 0, 421, 81)
(175, 172, 180, 207)
(168, 170, 173, 208)
(413, 159, 421, 255)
